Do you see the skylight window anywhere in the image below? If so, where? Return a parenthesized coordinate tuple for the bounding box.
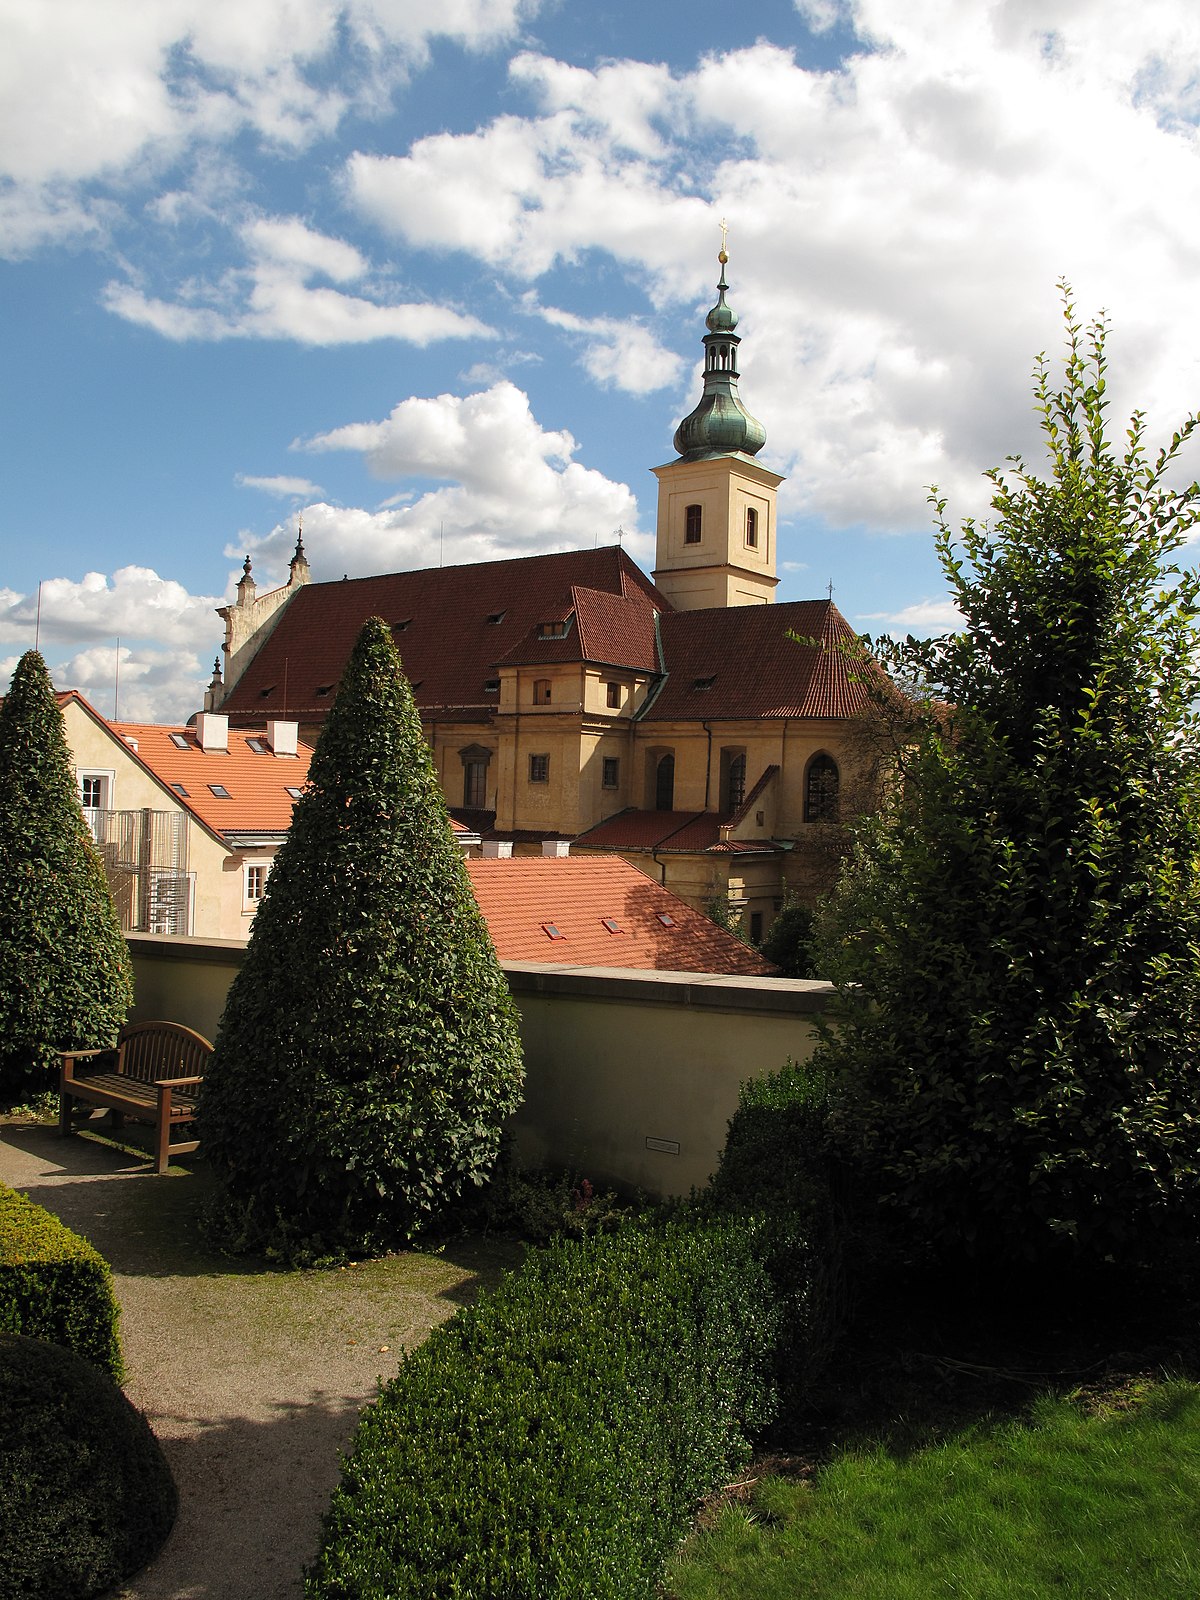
(170, 783, 189, 797)
(656, 912, 676, 927)
(392, 618, 413, 632)
(246, 738, 268, 754)
(258, 686, 276, 699)
(315, 684, 334, 698)
(487, 611, 506, 624)
(208, 784, 231, 799)
(601, 918, 622, 934)
(169, 733, 190, 749)
(542, 923, 566, 940)
(285, 786, 303, 799)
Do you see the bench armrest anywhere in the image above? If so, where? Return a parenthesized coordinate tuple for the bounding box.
(154, 1074, 204, 1088)
(60, 1047, 116, 1082)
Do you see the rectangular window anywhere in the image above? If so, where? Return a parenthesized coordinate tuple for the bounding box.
(246, 865, 267, 903)
(208, 784, 231, 799)
(602, 757, 620, 789)
(529, 754, 550, 783)
(81, 776, 105, 809)
(533, 679, 552, 705)
(606, 681, 621, 709)
(684, 503, 703, 544)
(745, 506, 759, 548)
(463, 759, 487, 809)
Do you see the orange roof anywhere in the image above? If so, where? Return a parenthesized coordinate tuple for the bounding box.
(465, 854, 777, 975)
(110, 720, 312, 837)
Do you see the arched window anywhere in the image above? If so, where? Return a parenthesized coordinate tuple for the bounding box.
(684, 504, 702, 544)
(655, 753, 676, 811)
(805, 754, 840, 823)
(725, 751, 746, 811)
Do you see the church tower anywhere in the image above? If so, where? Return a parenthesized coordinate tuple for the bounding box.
(652, 238, 782, 610)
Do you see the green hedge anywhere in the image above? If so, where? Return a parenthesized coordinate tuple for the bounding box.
(0, 1333, 175, 1600)
(0, 1184, 122, 1382)
(307, 1218, 780, 1599)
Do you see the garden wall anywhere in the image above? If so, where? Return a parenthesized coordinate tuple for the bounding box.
(127, 935, 833, 1196)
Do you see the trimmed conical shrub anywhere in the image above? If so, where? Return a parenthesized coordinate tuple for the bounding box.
(0, 652, 132, 1100)
(200, 617, 524, 1261)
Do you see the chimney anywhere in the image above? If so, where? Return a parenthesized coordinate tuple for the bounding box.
(195, 712, 228, 752)
(542, 839, 570, 858)
(266, 720, 298, 757)
(481, 840, 514, 859)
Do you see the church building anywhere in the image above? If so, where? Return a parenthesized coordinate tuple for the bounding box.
(205, 249, 879, 938)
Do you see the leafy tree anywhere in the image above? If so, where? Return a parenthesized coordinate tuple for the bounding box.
(816, 296, 1200, 1274)
(0, 652, 132, 1099)
(200, 617, 525, 1261)
(759, 895, 816, 977)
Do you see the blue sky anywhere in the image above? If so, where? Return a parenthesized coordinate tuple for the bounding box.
(4, 0, 1200, 721)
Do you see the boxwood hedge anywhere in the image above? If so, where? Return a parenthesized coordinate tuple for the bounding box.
(0, 1183, 122, 1382)
(307, 1217, 780, 1600)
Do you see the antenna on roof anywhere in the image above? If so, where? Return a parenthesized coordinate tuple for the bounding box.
(113, 637, 120, 721)
(827, 580, 835, 601)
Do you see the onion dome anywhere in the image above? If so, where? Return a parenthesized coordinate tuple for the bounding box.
(672, 248, 766, 461)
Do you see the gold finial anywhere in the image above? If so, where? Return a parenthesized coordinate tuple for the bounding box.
(718, 217, 729, 264)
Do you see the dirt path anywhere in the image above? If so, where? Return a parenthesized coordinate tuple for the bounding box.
(0, 1115, 519, 1600)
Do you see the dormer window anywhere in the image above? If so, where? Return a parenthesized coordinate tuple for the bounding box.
(537, 618, 572, 639)
(693, 674, 716, 692)
(684, 504, 702, 544)
(392, 618, 413, 633)
(258, 685, 276, 700)
(487, 611, 506, 625)
(315, 684, 335, 698)
(483, 678, 500, 694)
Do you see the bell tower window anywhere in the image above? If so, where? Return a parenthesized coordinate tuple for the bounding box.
(745, 507, 758, 549)
(684, 504, 702, 544)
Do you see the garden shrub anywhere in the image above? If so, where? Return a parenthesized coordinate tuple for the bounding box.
(0, 1182, 122, 1381)
(758, 896, 817, 977)
(0, 651, 132, 1101)
(307, 1218, 779, 1600)
(0, 1333, 176, 1600)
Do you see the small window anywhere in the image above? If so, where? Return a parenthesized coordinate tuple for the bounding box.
(745, 507, 759, 548)
(81, 776, 106, 809)
(606, 681, 621, 709)
(684, 504, 702, 544)
(542, 922, 565, 940)
(246, 865, 268, 903)
(601, 917, 622, 934)
(483, 678, 500, 693)
(534, 679, 552, 705)
(315, 684, 335, 698)
(246, 738, 268, 754)
(208, 784, 231, 799)
(258, 685, 276, 699)
(392, 618, 413, 633)
(170, 782, 190, 798)
(537, 619, 571, 639)
(602, 757, 620, 789)
(656, 911, 676, 928)
(529, 754, 550, 783)
(693, 674, 716, 692)
(805, 754, 840, 823)
(169, 732, 190, 749)
(487, 610, 506, 624)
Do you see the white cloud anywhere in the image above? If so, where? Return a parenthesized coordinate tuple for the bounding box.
(231, 381, 646, 580)
(237, 473, 323, 497)
(53, 643, 213, 725)
(344, 8, 1200, 534)
(0, 568, 220, 650)
(103, 212, 494, 344)
(527, 298, 684, 394)
(860, 597, 963, 636)
(0, 0, 540, 256)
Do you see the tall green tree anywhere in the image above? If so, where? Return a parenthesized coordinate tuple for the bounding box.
(817, 297, 1200, 1273)
(0, 652, 133, 1098)
(200, 617, 524, 1261)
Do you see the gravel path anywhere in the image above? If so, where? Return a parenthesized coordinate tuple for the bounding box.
(0, 1115, 519, 1600)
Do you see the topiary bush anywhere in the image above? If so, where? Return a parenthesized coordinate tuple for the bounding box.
(0, 651, 133, 1101)
(0, 1183, 123, 1381)
(200, 617, 524, 1263)
(307, 1218, 779, 1600)
(758, 896, 817, 977)
(0, 1333, 176, 1600)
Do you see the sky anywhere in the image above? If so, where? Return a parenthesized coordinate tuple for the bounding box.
(4, 0, 1200, 722)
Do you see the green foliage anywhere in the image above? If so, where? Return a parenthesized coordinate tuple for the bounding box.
(0, 1183, 123, 1381)
(816, 293, 1200, 1273)
(200, 617, 524, 1262)
(758, 897, 817, 977)
(469, 1147, 636, 1242)
(307, 1219, 780, 1600)
(0, 652, 132, 1100)
(704, 891, 747, 942)
(0, 1333, 176, 1600)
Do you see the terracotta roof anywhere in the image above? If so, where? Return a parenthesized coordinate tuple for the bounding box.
(465, 854, 776, 975)
(572, 808, 778, 855)
(110, 721, 312, 837)
(643, 600, 877, 721)
(219, 547, 667, 723)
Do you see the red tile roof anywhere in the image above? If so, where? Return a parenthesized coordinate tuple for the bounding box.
(572, 809, 778, 855)
(220, 547, 666, 723)
(465, 854, 776, 974)
(110, 721, 312, 837)
(644, 600, 878, 721)
(496, 584, 661, 672)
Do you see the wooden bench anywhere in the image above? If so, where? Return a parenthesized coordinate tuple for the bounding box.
(59, 1021, 213, 1174)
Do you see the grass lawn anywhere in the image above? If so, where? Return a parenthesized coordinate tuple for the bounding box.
(665, 1378, 1200, 1599)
